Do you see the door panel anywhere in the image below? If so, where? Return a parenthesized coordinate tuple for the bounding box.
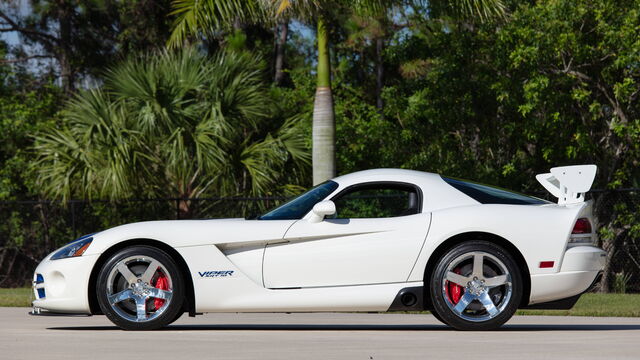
(263, 213, 431, 288)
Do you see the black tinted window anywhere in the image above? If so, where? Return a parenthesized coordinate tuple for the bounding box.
(332, 184, 420, 218)
(259, 181, 339, 220)
(442, 177, 547, 205)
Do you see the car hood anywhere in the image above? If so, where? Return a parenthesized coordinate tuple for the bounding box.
(84, 218, 296, 256)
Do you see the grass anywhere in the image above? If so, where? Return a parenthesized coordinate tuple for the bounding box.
(516, 293, 640, 317)
(1, 288, 639, 317)
(0, 287, 33, 307)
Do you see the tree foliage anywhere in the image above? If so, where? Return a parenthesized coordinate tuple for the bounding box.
(0, 0, 173, 92)
(32, 48, 309, 215)
(1, 0, 640, 289)
(335, 0, 640, 193)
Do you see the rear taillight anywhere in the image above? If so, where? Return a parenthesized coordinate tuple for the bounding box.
(572, 218, 592, 234)
(569, 218, 594, 246)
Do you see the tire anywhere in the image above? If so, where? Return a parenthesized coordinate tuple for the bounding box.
(96, 246, 185, 330)
(430, 241, 522, 331)
(169, 310, 184, 325)
(429, 310, 446, 325)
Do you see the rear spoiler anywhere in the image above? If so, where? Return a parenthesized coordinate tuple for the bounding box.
(536, 165, 597, 205)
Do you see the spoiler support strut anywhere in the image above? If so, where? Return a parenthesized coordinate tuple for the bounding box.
(536, 165, 597, 205)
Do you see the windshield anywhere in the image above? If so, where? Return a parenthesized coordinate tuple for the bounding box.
(442, 176, 548, 205)
(258, 181, 339, 220)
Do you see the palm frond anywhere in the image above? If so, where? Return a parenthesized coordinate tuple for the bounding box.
(425, 0, 507, 23)
(276, 115, 311, 165)
(168, 0, 264, 47)
(33, 47, 309, 203)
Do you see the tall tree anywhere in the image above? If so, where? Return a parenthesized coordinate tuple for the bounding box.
(273, 19, 289, 85)
(0, 46, 61, 201)
(0, 0, 118, 93)
(169, 0, 507, 185)
(169, 0, 370, 184)
(343, 14, 388, 112)
(312, 15, 335, 184)
(271, 1, 397, 184)
(0, 0, 174, 93)
(114, 0, 174, 55)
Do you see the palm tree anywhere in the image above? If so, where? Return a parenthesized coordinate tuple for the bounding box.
(168, 0, 507, 185)
(169, 0, 365, 184)
(32, 48, 309, 217)
(310, 11, 335, 185)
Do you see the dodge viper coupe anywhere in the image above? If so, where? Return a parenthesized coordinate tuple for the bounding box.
(31, 165, 605, 331)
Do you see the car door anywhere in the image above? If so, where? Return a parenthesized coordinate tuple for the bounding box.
(262, 182, 431, 288)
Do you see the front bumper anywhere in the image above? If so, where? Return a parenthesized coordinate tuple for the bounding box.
(529, 246, 606, 305)
(31, 254, 98, 314)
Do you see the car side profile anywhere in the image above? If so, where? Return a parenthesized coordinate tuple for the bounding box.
(31, 165, 605, 330)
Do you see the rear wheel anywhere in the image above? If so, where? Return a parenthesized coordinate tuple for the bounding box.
(430, 241, 522, 331)
(96, 246, 185, 330)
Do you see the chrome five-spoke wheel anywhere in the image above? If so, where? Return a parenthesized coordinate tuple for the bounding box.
(97, 246, 184, 330)
(442, 252, 512, 322)
(106, 255, 173, 322)
(430, 241, 522, 330)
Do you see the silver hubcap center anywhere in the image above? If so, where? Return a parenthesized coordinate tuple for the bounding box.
(467, 279, 486, 296)
(131, 281, 149, 296)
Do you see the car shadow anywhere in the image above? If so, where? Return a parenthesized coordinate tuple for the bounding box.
(47, 323, 640, 332)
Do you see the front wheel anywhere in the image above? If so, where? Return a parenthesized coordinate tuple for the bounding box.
(430, 241, 522, 331)
(96, 246, 185, 330)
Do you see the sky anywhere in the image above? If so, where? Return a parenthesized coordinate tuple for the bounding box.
(0, 1, 317, 80)
(0, 0, 28, 46)
(1, 2, 316, 49)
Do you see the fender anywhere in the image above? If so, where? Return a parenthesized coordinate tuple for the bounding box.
(408, 202, 587, 282)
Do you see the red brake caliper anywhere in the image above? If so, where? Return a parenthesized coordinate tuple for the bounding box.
(153, 273, 168, 310)
(446, 267, 464, 304)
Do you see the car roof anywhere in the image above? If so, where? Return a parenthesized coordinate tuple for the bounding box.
(329, 168, 480, 212)
(332, 168, 441, 183)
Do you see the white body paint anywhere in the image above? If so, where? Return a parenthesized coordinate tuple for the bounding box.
(32, 168, 605, 314)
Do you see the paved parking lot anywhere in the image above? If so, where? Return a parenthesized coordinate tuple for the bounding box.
(1, 307, 639, 359)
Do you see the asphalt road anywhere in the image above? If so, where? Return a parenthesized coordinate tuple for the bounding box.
(1, 308, 640, 359)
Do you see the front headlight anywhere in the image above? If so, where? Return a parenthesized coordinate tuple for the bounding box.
(51, 236, 93, 260)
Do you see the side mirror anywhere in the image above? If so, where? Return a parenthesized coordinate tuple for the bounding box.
(308, 200, 336, 223)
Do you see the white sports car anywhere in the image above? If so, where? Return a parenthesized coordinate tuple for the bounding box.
(31, 165, 606, 330)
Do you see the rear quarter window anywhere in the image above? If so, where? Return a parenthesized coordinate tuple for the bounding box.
(442, 176, 548, 205)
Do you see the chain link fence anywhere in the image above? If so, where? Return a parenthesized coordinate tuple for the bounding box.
(589, 190, 640, 293)
(1, 191, 639, 292)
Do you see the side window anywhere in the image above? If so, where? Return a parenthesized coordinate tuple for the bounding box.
(332, 184, 420, 219)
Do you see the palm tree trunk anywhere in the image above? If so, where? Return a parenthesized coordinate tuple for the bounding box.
(312, 18, 335, 185)
(274, 20, 288, 86)
(57, 0, 75, 93)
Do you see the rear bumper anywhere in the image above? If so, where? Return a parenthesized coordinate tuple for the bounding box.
(529, 246, 606, 305)
(523, 272, 602, 309)
(31, 254, 98, 314)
